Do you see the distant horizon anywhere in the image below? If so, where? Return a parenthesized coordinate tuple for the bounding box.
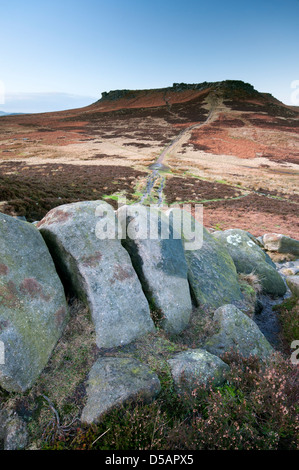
(1, 78, 298, 115)
(0, 91, 98, 114)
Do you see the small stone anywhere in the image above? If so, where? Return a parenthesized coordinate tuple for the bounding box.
(168, 348, 229, 393)
(286, 276, 299, 298)
(262, 233, 299, 256)
(81, 357, 161, 425)
(204, 304, 274, 359)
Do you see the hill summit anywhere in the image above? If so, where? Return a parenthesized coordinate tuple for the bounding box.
(99, 80, 257, 102)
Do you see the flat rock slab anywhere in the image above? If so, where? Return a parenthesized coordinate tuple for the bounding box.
(204, 304, 274, 359)
(81, 357, 161, 424)
(262, 233, 299, 256)
(167, 209, 243, 310)
(0, 213, 68, 392)
(168, 348, 229, 393)
(286, 276, 299, 298)
(38, 201, 154, 349)
(213, 229, 286, 297)
(117, 205, 192, 334)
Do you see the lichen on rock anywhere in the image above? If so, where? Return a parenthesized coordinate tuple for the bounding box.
(0, 213, 68, 392)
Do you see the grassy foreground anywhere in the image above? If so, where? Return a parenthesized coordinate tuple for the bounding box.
(1, 286, 298, 451)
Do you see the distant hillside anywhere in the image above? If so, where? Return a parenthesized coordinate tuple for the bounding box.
(98, 80, 257, 102)
(0, 111, 24, 116)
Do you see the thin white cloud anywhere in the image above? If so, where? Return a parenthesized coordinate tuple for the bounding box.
(1, 92, 98, 114)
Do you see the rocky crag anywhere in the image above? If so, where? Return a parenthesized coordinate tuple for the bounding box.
(0, 200, 298, 448)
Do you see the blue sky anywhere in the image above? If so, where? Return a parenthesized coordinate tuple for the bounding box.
(1, 0, 299, 112)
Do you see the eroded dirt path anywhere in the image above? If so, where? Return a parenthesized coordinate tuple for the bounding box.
(140, 92, 222, 204)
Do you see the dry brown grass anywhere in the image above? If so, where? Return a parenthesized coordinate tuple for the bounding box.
(238, 272, 263, 295)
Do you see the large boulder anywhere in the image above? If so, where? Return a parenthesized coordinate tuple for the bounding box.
(213, 229, 286, 296)
(262, 233, 299, 257)
(81, 357, 161, 424)
(37, 201, 155, 349)
(286, 276, 299, 298)
(166, 209, 243, 310)
(0, 213, 68, 392)
(117, 205, 192, 334)
(204, 304, 274, 359)
(167, 348, 229, 393)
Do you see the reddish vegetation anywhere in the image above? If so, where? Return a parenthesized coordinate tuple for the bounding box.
(189, 114, 299, 163)
(164, 176, 242, 202)
(89, 88, 208, 113)
(0, 162, 146, 221)
(201, 194, 299, 239)
(0, 81, 298, 238)
(191, 127, 265, 159)
(0, 116, 89, 148)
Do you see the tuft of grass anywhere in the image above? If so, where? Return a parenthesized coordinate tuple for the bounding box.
(238, 272, 262, 295)
(215, 179, 228, 185)
(238, 272, 262, 317)
(266, 252, 298, 263)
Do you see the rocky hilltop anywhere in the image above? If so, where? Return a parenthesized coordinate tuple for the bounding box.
(99, 80, 257, 102)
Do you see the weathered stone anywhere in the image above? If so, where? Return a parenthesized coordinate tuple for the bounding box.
(168, 348, 229, 393)
(276, 259, 299, 280)
(286, 276, 299, 298)
(81, 357, 161, 424)
(262, 233, 299, 256)
(117, 205, 192, 334)
(213, 229, 286, 296)
(38, 201, 154, 349)
(0, 409, 28, 450)
(204, 304, 274, 359)
(0, 213, 68, 392)
(166, 209, 243, 310)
